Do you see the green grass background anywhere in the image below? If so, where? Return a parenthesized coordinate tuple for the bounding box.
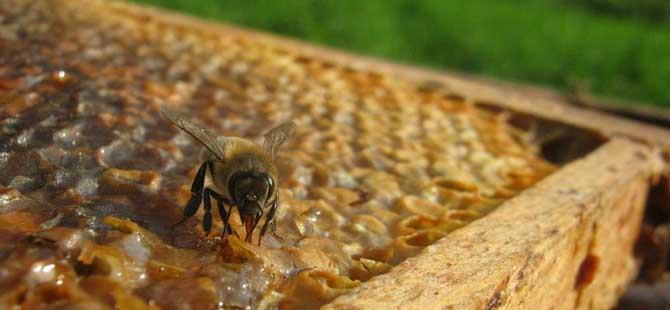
(130, 0, 670, 108)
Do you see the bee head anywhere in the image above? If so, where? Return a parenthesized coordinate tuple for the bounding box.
(229, 171, 274, 214)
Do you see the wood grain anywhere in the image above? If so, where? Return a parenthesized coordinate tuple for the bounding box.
(326, 139, 656, 309)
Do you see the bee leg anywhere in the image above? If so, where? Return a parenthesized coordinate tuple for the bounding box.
(258, 214, 273, 244)
(210, 192, 234, 238)
(245, 209, 263, 243)
(221, 197, 239, 238)
(202, 188, 214, 236)
(258, 222, 270, 246)
(215, 196, 240, 238)
(173, 161, 209, 227)
(226, 205, 240, 238)
(216, 199, 232, 237)
(270, 220, 280, 237)
(259, 196, 282, 245)
(269, 214, 284, 242)
(172, 194, 201, 228)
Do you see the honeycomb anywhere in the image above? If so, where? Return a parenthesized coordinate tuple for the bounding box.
(0, 1, 555, 309)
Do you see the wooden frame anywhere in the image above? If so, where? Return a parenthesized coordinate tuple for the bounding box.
(60, 1, 670, 308)
(328, 138, 654, 309)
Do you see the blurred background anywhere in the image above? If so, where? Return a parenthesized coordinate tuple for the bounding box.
(130, 0, 670, 108)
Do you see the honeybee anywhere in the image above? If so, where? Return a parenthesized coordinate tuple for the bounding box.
(162, 109, 295, 245)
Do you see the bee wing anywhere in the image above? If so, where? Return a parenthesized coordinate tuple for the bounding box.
(263, 120, 295, 160)
(161, 108, 228, 161)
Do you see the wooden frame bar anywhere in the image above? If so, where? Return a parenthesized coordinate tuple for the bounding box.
(327, 138, 654, 309)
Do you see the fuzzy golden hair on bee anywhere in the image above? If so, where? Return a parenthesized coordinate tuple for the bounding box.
(219, 137, 272, 163)
(161, 107, 295, 245)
